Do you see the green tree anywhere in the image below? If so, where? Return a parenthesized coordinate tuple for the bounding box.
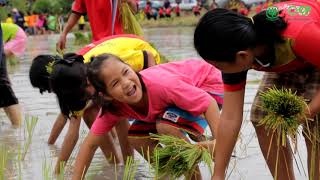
(31, 0, 51, 14)
(31, 0, 73, 14)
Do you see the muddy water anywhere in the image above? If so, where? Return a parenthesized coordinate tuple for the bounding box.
(0, 27, 308, 180)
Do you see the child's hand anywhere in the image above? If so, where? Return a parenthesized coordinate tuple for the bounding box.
(197, 139, 216, 156)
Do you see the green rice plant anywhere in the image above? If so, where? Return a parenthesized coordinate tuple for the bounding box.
(259, 87, 308, 180)
(123, 156, 139, 180)
(0, 146, 9, 180)
(22, 115, 38, 160)
(17, 144, 22, 180)
(42, 157, 53, 180)
(259, 87, 307, 147)
(73, 31, 90, 46)
(58, 161, 65, 180)
(87, 31, 92, 42)
(150, 134, 213, 179)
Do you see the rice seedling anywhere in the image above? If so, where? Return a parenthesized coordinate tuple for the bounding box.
(120, 2, 144, 36)
(0, 145, 9, 180)
(259, 87, 307, 147)
(22, 115, 38, 160)
(73, 31, 90, 46)
(42, 157, 53, 180)
(58, 161, 65, 180)
(258, 87, 308, 180)
(150, 133, 213, 179)
(123, 156, 139, 180)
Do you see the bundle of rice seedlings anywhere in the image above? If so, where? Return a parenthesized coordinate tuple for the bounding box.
(120, 2, 144, 36)
(259, 87, 308, 147)
(151, 134, 213, 179)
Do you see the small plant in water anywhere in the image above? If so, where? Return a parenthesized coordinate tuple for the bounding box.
(22, 115, 38, 160)
(151, 133, 213, 179)
(0, 146, 9, 180)
(123, 156, 139, 180)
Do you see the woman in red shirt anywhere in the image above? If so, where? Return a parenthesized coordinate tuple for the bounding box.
(194, 0, 320, 179)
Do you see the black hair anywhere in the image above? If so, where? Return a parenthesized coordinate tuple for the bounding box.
(87, 53, 146, 116)
(50, 53, 87, 118)
(29, 53, 88, 118)
(29, 55, 58, 93)
(194, 8, 287, 62)
(87, 54, 123, 116)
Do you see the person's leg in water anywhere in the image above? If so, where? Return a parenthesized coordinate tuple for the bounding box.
(0, 30, 21, 127)
(82, 102, 121, 163)
(3, 104, 21, 126)
(253, 122, 295, 180)
(303, 120, 320, 180)
(302, 68, 320, 180)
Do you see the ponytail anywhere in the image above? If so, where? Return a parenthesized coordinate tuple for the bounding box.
(194, 8, 287, 63)
(252, 10, 287, 45)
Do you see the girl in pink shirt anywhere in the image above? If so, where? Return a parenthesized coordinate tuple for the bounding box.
(72, 54, 223, 179)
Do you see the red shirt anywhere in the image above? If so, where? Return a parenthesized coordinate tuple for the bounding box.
(223, 0, 320, 92)
(72, 0, 125, 41)
(175, 5, 181, 13)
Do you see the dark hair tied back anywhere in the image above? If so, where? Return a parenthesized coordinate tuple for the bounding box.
(194, 8, 287, 63)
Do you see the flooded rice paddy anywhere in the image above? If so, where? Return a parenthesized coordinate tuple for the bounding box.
(0, 27, 309, 179)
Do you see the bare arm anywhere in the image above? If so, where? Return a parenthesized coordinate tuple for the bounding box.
(57, 12, 81, 50)
(197, 99, 220, 155)
(213, 90, 245, 180)
(306, 90, 320, 118)
(55, 116, 81, 174)
(146, 50, 156, 67)
(48, 113, 67, 144)
(204, 99, 221, 137)
(72, 132, 102, 180)
(115, 118, 134, 162)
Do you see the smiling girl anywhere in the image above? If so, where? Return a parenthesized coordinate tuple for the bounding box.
(72, 54, 223, 179)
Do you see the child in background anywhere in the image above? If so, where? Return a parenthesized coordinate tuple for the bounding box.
(193, 3, 201, 16)
(29, 35, 161, 174)
(0, 0, 22, 128)
(47, 14, 57, 34)
(5, 14, 13, 24)
(78, 15, 85, 31)
(1, 23, 27, 57)
(165, 7, 171, 18)
(159, 7, 165, 18)
(72, 55, 223, 179)
(175, 3, 181, 17)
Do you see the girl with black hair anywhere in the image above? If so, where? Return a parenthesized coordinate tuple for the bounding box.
(72, 54, 224, 179)
(29, 35, 161, 174)
(194, 0, 320, 179)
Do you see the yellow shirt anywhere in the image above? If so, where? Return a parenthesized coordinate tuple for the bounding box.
(78, 16, 85, 25)
(78, 35, 161, 72)
(5, 17, 14, 24)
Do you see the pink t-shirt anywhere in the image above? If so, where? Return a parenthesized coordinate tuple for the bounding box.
(91, 59, 224, 135)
